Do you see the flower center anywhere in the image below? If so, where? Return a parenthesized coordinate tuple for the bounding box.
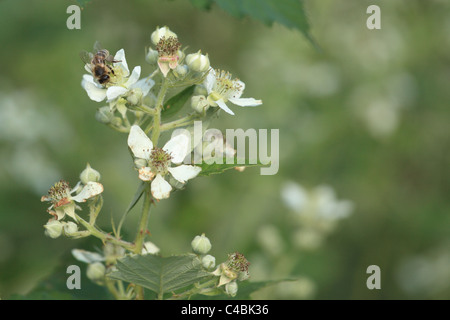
(226, 252, 250, 273)
(213, 69, 243, 102)
(47, 180, 72, 207)
(156, 36, 181, 58)
(105, 66, 124, 88)
(149, 148, 172, 175)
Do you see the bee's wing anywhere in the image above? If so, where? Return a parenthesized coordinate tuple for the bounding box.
(93, 40, 104, 52)
(79, 50, 93, 64)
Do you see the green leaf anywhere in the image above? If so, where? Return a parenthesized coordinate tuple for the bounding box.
(108, 254, 212, 296)
(117, 181, 146, 236)
(189, 0, 214, 10)
(162, 85, 196, 120)
(197, 156, 269, 177)
(211, 0, 314, 43)
(76, 0, 92, 9)
(192, 279, 298, 300)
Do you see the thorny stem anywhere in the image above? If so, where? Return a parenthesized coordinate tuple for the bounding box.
(167, 278, 219, 300)
(89, 195, 103, 225)
(133, 184, 153, 300)
(159, 113, 199, 132)
(74, 213, 135, 251)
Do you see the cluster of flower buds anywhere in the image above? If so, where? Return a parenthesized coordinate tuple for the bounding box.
(190, 234, 250, 297)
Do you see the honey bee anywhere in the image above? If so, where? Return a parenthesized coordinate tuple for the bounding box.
(80, 41, 121, 85)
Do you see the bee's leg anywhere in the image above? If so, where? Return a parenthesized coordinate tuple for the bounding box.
(106, 55, 122, 64)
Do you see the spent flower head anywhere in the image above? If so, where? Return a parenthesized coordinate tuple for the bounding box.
(41, 179, 103, 221)
(156, 36, 182, 77)
(212, 252, 250, 286)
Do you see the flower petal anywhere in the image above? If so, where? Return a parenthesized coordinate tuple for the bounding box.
(82, 75, 107, 102)
(114, 49, 129, 76)
(204, 69, 216, 93)
(168, 165, 201, 183)
(158, 61, 171, 78)
(72, 249, 105, 264)
(216, 99, 235, 115)
(125, 66, 141, 88)
(128, 125, 153, 159)
(163, 133, 190, 164)
(231, 80, 245, 99)
(228, 97, 262, 107)
(71, 182, 104, 203)
(151, 174, 172, 200)
(131, 77, 155, 96)
(138, 167, 155, 181)
(106, 86, 128, 102)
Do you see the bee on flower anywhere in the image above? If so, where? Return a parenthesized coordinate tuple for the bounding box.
(81, 46, 154, 105)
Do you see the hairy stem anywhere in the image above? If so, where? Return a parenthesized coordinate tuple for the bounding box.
(74, 214, 135, 251)
(151, 78, 169, 146)
(133, 185, 153, 300)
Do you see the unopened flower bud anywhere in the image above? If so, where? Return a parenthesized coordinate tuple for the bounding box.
(194, 85, 208, 96)
(145, 48, 159, 64)
(186, 51, 210, 73)
(127, 88, 144, 106)
(191, 95, 210, 114)
(151, 26, 177, 45)
(201, 255, 216, 270)
(225, 281, 238, 297)
(174, 65, 188, 78)
(63, 221, 78, 236)
(80, 163, 101, 184)
(191, 233, 212, 255)
(87, 262, 106, 281)
(95, 106, 114, 124)
(111, 117, 122, 127)
(44, 220, 63, 239)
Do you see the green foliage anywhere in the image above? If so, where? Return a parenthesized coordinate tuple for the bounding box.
(190, 0, 312, 41)
(75, 0, 92, 9)
(162, 85, 196, 120)
(108, 254, 212, 297)
(198, 157, 269, 176)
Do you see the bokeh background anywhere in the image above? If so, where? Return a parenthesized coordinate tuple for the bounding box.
(0, 0, 449, 299)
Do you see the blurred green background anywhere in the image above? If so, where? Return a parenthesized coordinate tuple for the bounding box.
(0, 0, 449, 299)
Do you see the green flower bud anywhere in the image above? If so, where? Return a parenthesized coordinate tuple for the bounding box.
(127, 88, 144, 106)
(63, 221, 78, 236)
(86, 262, 106, 281)
(225, 281, 238, 297)
(174, 65, 188, 78)
(201, 254, 216, 270)
(111, 117, 122, 127)
(191, 95, 210, 114)
(80, 163, 101, 184)
(151, 26, 177, 45)
(95, 106, 114, 124)
(44, 220, 63, 239)
(194, 85, 208, 96)
(186, 50, 210, 73)
(145, 48, 159, 64)
(191, 233, 212, 255)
